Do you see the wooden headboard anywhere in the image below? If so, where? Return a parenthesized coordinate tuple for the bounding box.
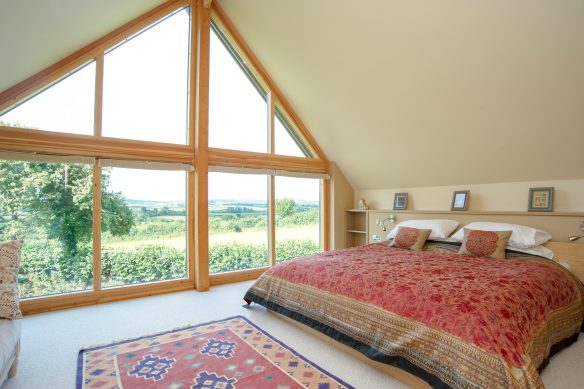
(543, 241, 584, 283)
(366, 210, 584, 282)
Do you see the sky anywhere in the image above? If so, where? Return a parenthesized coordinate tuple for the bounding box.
(0, 7, 319, 203)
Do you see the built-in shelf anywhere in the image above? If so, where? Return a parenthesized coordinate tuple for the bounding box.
(346, 208, 584, 247)
(345, 209, 368, 247)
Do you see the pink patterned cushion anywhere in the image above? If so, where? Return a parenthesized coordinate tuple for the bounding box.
(0, 240, 23, 319)
(389, 227, 431, 251)
(458, 229, 512, 259)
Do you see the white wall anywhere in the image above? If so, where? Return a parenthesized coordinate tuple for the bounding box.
(356, 179, 584, 212)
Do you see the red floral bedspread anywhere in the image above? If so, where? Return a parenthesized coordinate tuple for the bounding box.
(246, 243, 584, 388)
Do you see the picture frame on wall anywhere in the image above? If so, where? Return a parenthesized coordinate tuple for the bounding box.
(451, 190, 469, 211)
(528, 187, 554, 212)
(393, 192, 408, 210)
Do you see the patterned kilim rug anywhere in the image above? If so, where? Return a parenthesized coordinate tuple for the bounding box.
(77, 315, 353, 389)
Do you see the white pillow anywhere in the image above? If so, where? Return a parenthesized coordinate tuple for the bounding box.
(387, 219, 459, 241)
(508, 245, 554, 260)
(451, 222, 551, 249)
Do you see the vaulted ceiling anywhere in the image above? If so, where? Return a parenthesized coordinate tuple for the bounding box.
(1, 0, 584, 190)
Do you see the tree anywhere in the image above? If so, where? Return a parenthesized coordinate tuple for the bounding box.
(0, 161, 135, 280)
(0, 161, 31, 238)
(275, 198, 298, 218)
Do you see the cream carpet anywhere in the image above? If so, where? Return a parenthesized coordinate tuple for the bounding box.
(3, 281, 583, 389)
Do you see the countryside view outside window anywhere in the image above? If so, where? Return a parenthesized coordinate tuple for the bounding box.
(0, 6, 325, 300)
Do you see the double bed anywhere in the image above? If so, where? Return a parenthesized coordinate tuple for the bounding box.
(244, 240, 584, 389)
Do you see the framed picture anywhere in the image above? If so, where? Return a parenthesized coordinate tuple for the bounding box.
(451, 190, 469, 211)
(528, 187, 554, 212)
(393, 192, 408, 210)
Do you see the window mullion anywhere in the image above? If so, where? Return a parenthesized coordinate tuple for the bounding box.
(268, 92, 275, 154)
(268, 175, 276, 266)
(94, 53, 104, 137)
(93, 161, 102, 291)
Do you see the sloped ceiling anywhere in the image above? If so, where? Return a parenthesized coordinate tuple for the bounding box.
(1, 0, 583, 190)
(217, 0, 584, 189)
(0, 0, 167, 93)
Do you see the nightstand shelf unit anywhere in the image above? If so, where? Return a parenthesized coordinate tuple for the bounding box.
(346, 209, 368, 247)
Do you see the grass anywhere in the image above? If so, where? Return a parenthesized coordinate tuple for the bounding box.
(102, 224, 320, 250)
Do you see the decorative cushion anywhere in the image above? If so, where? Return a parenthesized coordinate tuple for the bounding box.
(390, 227, 431, 251)
(0, 241, 23, 320)
(458, 229, 512, 259)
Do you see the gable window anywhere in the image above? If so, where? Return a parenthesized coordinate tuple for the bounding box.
(0, 62, 96, 135)
(208, 21, 268, 152)
(102, 7, 191, 144)
(0, 1, 328, 313)
(205, 14, 327, 275)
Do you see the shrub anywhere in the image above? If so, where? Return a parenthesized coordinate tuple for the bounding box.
(209, 242, 267, 273)
(16, 238, 320, 297)
(102, 245, 187, 286)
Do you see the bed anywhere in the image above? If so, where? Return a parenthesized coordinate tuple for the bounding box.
(244, 241, 584, 389)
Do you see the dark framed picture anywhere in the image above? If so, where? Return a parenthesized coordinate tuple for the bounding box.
(393, 192, 408, 210)
(528, 187, 554, 212)
(451, 190, 469, 211)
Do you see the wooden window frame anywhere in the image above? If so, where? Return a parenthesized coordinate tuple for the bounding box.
(0, 0, 330, 314)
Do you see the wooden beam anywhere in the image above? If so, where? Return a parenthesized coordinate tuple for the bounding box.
(203, 0, 213, 9)
(0, 0, 189, 113)
(211, 2, 329, 164)
(187, 1, 198, 288)
(21, 279, 194, 315)
(0, 126, 194, 163)
(208, 148, 328, 173)
(194, 0, 211, 292)
(209, 267, 269, 286)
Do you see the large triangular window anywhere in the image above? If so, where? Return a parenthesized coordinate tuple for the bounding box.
(0, 61, 96, 135)
(208, 21, 268, 153)
(208, 18, 314, 158)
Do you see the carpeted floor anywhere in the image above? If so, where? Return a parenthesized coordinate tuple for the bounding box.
(4, 281, 584, 389)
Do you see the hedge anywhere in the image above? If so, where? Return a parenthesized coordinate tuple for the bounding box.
(17, 239, 320, 297)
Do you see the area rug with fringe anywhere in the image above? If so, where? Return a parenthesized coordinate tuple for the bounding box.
(77, 315, 353, 389)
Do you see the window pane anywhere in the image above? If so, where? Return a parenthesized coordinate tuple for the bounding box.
(274, 113, 308, 157)
(275, 177, 320, 263)
(209, 26, 268, 152)
(101, 168, 187, 287)
(102, 8, 190, 144)
(0, 159, 93, 298)
(0, 62, 96, 135)
(208, 172, 268, 273)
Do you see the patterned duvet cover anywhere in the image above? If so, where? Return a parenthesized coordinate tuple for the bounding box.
(244, 242, 584, 389)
